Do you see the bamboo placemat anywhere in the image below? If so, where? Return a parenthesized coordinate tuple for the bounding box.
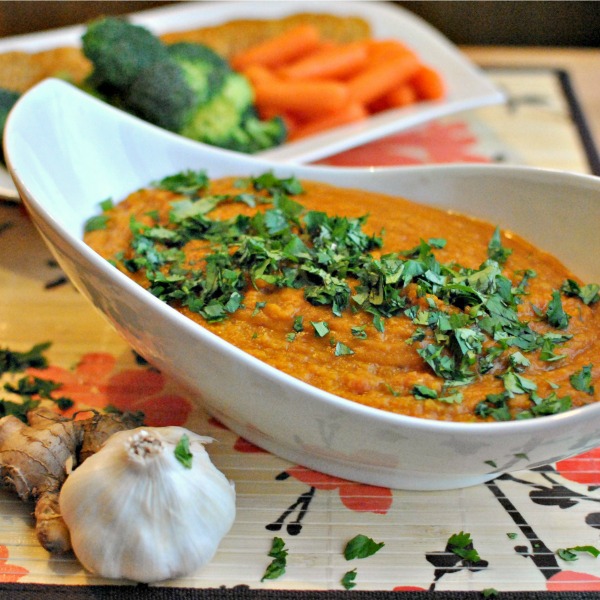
(1, 68, 599, 598)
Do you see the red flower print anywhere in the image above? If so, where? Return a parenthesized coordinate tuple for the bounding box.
(231, 435, 393, 513)
(547, 570, 600, 591)
(0, 545, 28, 582)
(286, 465, 393, 514)
(393, 586, 427, 591)
(234, 437, 267, 453)
(555, 447, 600, 486)
(27, 352, 192, 426)
(317, 121, 491, 167)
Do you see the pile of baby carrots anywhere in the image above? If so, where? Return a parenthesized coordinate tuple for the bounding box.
(231, 23, 445, 141)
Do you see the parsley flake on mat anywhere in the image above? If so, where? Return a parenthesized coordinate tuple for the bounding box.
(447, 531, 482, 563)
(261, 537, 288, 582)
(0, 343, 75, 421)
(341, 568, 357, 590)
(0, 341, 50, 375)
(343, 534, 385, 560)
(556, 545, 600, 561)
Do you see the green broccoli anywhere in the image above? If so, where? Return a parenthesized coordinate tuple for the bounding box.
(125, 59, 197, 132)
(125, 42, 232, 132)
(179, 71, 286, 153)
(81, 17, 170, 91)
(225, 114, 288, 154)
(0, 88, 20, 164)
(81, 17, 287, 153)
(167, 42, 231, 106)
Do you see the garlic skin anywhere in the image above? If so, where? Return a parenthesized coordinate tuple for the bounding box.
(59, 426, 235, 583)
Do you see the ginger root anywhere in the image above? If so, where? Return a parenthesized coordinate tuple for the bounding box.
(0, 407, 143, 553)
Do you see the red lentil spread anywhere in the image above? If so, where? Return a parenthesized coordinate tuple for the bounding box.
(84, 172, 599, 422)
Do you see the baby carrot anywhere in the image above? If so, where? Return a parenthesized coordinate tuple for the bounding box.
(277, 41, 369, 80)
(346, 53, 420, 106)
(411, 65, 445, 100)
(289, 102, 368, 140)
(242, 64, 278, 87)
(382, 83, 418, 109)
(231, 24, 321, 71)
(253, 79, 350, 118)
(366, 39, 417, 65)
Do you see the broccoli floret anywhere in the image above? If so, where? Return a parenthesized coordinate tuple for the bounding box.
(0, 88, 20, 164)
(179, 72, 253, 143)
(125, 59, 197, 132)
(180, 73, 287, 153)
(80, 18, 287, 153)
(82, 17, 170, 91)
(220, 116, 288, 154)
(125, 42, 233, 132)
(167, 42, 231, 106)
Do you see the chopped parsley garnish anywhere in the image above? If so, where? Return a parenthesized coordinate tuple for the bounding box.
(0, 342, 50, 375)
(546, 290, 571, 329)
(311, 321, 330, 338)
(174, 434, 193, 468)
(343, 534, 385, 560)
(557, 545, 600, 561)
(487, 226, 512, 265)
(334, 341, 354, 356)
(561, 279, 600, 305)
(2, 375, 74, 416)
(341, 569, 357, 590)
(96, 170, 600, 421)
(84, 214, 108, 234)
(570, 364, 595, 395)
(447, 531, 481, 563)
(261, 537, 288, 582)
(153, 170, 209, 195)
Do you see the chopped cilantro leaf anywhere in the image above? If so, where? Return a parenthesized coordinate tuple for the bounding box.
(311, 321, 330, 338)
(557, 545, 600, 561)
(447, 531, 481, 563)
(561, 279, 600, 305)
(174, 433, 193, 468)
(570, 364, 594, 395)
(153, 169, 209, 195)
(546, 290, 571, 329)
(334, 341, 354, 356)
(84, 214, 109, 232)
(292, 315, 304, 332)
(344, 534, 385, 560)
(341, 568, 357, 590)
(412, 384, 438, 400)
(487, 226, 512, 265)
(0, 342, 50, 375)
(99, 198, 114, 211)
(351, 325, 367, 339)
(261, 537, 288, 581)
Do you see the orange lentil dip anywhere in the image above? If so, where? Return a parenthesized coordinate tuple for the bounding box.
(84, 171, 599, 422)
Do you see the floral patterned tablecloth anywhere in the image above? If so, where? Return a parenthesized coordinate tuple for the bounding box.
(1, 68, 599, 594)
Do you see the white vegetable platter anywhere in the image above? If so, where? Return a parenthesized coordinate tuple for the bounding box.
(0, 1, 504, 194)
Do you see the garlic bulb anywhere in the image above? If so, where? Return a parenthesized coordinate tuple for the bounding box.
(59, 426, 235, 583)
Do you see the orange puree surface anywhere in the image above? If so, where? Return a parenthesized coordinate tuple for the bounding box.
(85, 175, 599, 422)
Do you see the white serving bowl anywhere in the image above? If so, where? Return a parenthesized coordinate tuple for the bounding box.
(5, 79, 600, 490)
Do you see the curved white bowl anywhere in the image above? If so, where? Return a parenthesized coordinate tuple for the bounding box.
(5, 79, 600, 490)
